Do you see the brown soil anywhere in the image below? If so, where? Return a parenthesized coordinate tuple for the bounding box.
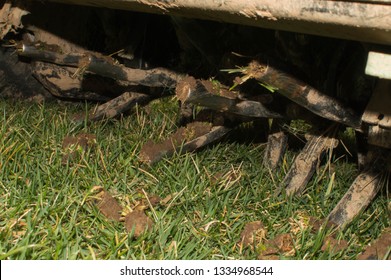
(139, 121, 212, 164)
(91, 187, 159, 237)
(258, 233, 295, 260)
(176, 76, 197, 103)
(160, 193, 177, 206)
(92, 187, 122, 222)
(124, 210, 153, 237)
(146, 195, 161, 207)
(357, 227, 391, 260)
(321, 236, 349, 253)
(239, 221, 267, 248)
(200, 79, 238, 99)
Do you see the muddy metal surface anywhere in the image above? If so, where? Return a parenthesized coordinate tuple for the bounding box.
(40, 0, 391, 45)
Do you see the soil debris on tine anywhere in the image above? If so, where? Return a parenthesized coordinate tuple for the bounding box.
(74, 91, 151, 123)
(327, 149, 389, 229)
(176, 76, 282, 119)
(19, 44, 185, 88)
(241, 59, 362, 129)
(276, 124, 339, 196)
(0, 1, 29, 39)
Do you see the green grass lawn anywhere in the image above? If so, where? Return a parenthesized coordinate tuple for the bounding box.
(0, 97, 389, 260)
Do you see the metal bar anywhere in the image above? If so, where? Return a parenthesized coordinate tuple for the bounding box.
(38, 0, 391, 45)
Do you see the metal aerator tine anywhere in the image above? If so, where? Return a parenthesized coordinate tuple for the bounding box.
(278, 124, 339, 196)
(327, 149, 387, 229)
(263, 119, 289, 171)
(244, 60, 362, 129)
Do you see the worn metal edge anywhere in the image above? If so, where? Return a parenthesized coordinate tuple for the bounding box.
(35, 0, 391, 45)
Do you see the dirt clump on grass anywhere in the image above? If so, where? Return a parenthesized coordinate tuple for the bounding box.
(91, 186, 122, 222)
(239, 221, 295, 259)
(257, 233, 295, 260)
(145, 194, 161, 207)
(139, 121, 212, 164)
(320, 236, 349, 253)
(91, 186, 158, 237)
(124, 210, 154, 238)
(61, 133, 96, 164)
(357, 227, 391, 260)
(239, 221, 267, 248)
